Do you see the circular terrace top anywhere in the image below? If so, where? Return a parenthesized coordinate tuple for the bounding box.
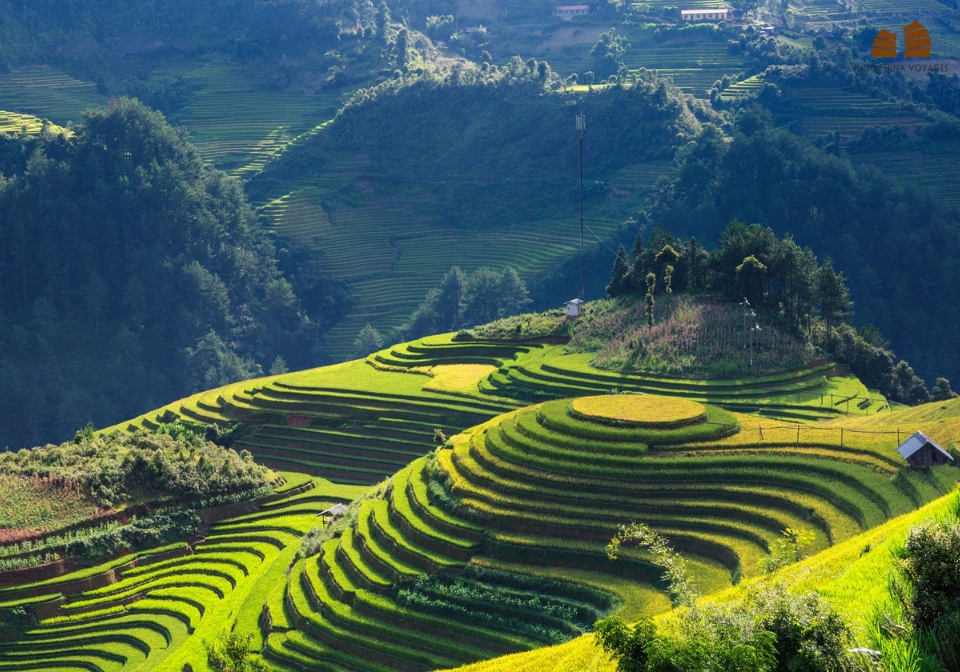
(570, 394, 706, 427)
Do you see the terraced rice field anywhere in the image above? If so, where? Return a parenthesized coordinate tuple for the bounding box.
(620, 41, 747, 97)
(154, 63, 342, 175)
(0, 474, 363, 672)
(853, 145, 960, 207)
(0, 62, 340, 176)
(0, 69, 106, 124)
(784, 87, 903, 111)
(631, 0, 727, 9)
(765, 85, 932, 137)
(20, 331, 960, 672)
(376, 334, 889, 422)
(609, 161, 675, 193)
(0, 111, 68, 136)
(858, 0, 949, 16)
(448, 483, 960, 672)
(791, 0, 856, 26)
(802, 114, 929, 136)
(112, 353, 525, 485)
(113, 330, 898, 494)
(718, 74, 764, 101)
(261, 189, 622, 358)
(925, 24, 960, 57)
(262, 394, 959, 671)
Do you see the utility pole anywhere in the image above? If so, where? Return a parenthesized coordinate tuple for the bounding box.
(577, 112, 585, 304)
(740, 297, 750, 351)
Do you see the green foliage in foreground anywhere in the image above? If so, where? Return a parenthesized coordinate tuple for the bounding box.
(596, 586, 855, 672)
(206, 630, 266, 672)
(871, 506, 960, 671)
(597, 525, 855, 672)
(0, 428, 270, 507)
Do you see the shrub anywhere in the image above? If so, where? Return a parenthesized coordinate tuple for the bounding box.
(600, 524, 856, 672)
(899, 519, 960, 630)
(63, 509, 200, 560)
(206, 630, 265, 672)
(596, 588, 855, 672)
(757, 527, 815, 574)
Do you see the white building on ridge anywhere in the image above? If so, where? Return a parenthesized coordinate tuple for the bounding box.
(554, 5, 590, 20)
(680, 8, 729, 20)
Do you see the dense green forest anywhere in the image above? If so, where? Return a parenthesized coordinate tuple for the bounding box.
(0, 99, 347, 449)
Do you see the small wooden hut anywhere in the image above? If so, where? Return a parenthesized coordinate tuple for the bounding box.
(897, 431, 953, 467)
(319, 503, 349, 526)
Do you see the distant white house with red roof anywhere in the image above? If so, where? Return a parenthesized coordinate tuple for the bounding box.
(554, 4, 590, 20)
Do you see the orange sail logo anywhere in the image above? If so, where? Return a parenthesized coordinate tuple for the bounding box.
(871, 21, 931, 58)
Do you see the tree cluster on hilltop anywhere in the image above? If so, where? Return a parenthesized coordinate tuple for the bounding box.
(0, 426, 270, 508)
(401, 265, 532, 340)
(608, 221, 956, 405)
(0, 99, 348, 449)
(646, 117, 960, 392)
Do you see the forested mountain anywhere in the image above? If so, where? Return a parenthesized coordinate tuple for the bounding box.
(257, 57, 960, 388)
(249, 61, 708, 227)
(0, 99, 346, 449)
(2, 0, 960, 446)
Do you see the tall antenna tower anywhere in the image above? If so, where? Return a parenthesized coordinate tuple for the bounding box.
(576, 112, 585, 304)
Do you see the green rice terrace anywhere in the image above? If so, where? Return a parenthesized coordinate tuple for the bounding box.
(112, 299, 896, 489)
(259, 393, 958, 670)
(4, 304, 960, 671)
(0, 63, 339, 176)
(258, 171, 624, 358)
(0, 472, 368, 672)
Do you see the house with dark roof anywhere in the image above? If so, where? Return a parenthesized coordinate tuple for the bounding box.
(897, 431, 953, 467)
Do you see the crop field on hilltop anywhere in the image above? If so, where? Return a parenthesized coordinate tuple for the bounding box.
(571, 296, 813, 377)
(0, 476, 102, 543)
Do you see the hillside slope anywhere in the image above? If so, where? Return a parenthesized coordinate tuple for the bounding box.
(262, 393, 958, 670)
(111, 322, 892, 487)
(447, 432, 960, 671)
